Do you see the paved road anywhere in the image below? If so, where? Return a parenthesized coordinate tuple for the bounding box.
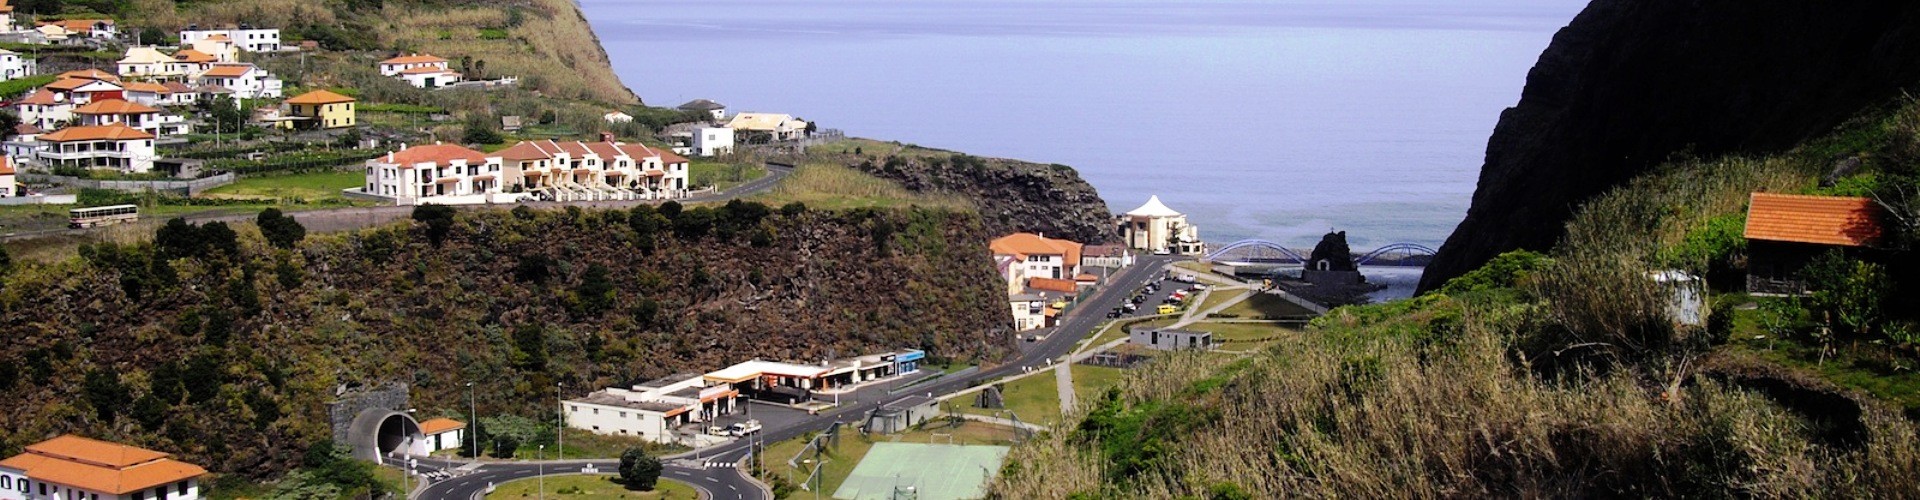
(1, 163, 795, 242)
(413, 249, 1178, 500)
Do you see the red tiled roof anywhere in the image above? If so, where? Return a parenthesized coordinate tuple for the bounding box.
(73, 99, 159, 115)
(496, 140, 560, 161)
(381, 53, 447, 65)
(173, 49, 216, 63)
(14, 89, 57, 105)
(1028, 277, 1079, 294)
(198, 63, 255, 78)
(58, 69, 119, 82)
(383, 144, 488, 168)
(1745, 192, 1884, 247)
(284, 90, 355, 105)
(400, 66, 453, 75)
(991, 232, 1084, 267)
(419, 418, 466, 435)
(40, 124, 154, 142)
(0, 157, 14, 175)
(0, 435, 206, 495)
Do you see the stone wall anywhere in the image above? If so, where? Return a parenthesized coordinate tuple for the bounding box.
(326, 383, 410, 446)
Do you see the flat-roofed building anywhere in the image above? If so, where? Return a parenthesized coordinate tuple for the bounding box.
(0, 434, 207, 500)
(565, 373, 740, 444)
(1129, 327, 1213, 351)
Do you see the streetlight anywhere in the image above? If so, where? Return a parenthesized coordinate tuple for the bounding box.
(556, 381, 565, 459)
(467, 382, 478, 464)
(538, 445, 545, 500)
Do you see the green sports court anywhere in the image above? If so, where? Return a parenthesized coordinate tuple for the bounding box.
(831, 442, 1011, 500)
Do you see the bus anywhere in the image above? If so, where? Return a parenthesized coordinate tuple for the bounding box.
(69, 204, 139, 228)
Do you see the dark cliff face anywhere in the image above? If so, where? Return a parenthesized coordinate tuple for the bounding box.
(1421, 0, 1920, 292)
(825, 149, 1116, 245)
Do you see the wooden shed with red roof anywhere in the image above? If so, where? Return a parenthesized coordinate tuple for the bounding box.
(1743, 192, 1886, 295)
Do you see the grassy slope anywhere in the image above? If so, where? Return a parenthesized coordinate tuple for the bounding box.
(991, 99, 1920, 498)
(485, 475, 699, 500)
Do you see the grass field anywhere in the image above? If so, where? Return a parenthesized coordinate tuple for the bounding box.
(688, 160, 768, 191)
(1070, 365, 1129, 406)
(484, 474, 698, 500)
(1215, 292, 1318, 319)
(959, 371, 1061, 426)
(1192, 288, 1247, 315)
(750, 163, 973, 211)
(201, 170, 368, 204)
(509, 428, 686, 460)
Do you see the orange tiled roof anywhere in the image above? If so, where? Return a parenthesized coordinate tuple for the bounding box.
(0, 435, 206, 495)
(57, 68, 119, 82)
(496, 140, 561, 161)
(73, 99, 159, 115)
(284, 89, 356, 105)
(1745, 193, 1884, 247)
(121, 82, 170, 93)
(40, 19, 112, 34)
(173, 49, 216, 63)
(381, 53, 447, 65)
(990, 232, 1084, 267)
(14, 89, 58, 105)
(400, 66, 453, 75)
(1028, 277, 1080, 294)
(198, 63, 255, 78)
(45, 77, 105, 92)
(40, 124, 155, 142)
(418, 418, 466, 435)
(14, 123, 43, 135)
(163, 82, 197, 93)
(382, 143, 488, 168)
(0, 157, 15, 175)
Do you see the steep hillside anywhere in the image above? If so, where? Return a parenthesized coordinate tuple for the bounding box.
(804, 140, 1116, 244)
(1422, 0, 1920, 291)
(0, 203, 1011, 475)
(94, 0, 637, 104)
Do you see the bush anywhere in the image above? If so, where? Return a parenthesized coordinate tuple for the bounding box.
(257, 208, 308, 249)
(1438, 250, 1548, 295)
(412, 204, 457, 247)
(618, 447, 662, 490)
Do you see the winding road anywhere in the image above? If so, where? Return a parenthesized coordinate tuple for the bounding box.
(414, 255, 1179, 500)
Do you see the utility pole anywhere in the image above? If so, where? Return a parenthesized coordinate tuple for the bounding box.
(556, 381, 564, 459)
(537, 445, 545, 500)
(467, 382, 478, 463)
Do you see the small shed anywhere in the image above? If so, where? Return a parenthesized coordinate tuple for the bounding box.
(1129, 327, 1213, 351)
(1743, 192, 1884, 295)
(869, 395, 939, 434)
(417, 417, 466, 453)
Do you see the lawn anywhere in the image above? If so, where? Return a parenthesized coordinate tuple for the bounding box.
(1071, 365, 1129, 405)
(688, 160, 768, 192)
(511, 428, 687, 460)
(1192, 288, 1248, 315)
(959, 370, 1061, 426)
(201, 170, 368, 204)
(485, 474, 698, 500)
(1215, 292, 1318, 319)
(1723, 306, 1920, 414)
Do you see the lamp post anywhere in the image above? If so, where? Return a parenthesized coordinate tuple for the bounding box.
(556, 381, 564, 459)
(467, 382, 478, 463)
(538, 445, 545, 500)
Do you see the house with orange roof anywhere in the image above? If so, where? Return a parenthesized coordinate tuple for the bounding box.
(180, 25, 280, 53)
(159, 82, 197, 107)
(415, 418, 467, 454)
(493, 138, 690, 201)
(0, 434, 207, 500)
(0, 0, 15, 32)
(0, 48, 33, 81)
(0, 156, 16, 197)
(991, 232, 1084, 282)
(191, 63, 280, 99)
(73, 99, 185, 137)
(279, 90, 355, 130)
(361, 142, 512, 204)
(1744, 192, 1887, 295)
(117, 46, 179, 79)
(11, 88, 75, 130)
(36, 19, 114, 41)
(378, 53, 449, 76)
(36, 123, 158, 173)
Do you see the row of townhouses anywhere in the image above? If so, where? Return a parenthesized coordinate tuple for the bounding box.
(361, 138, 691, 205)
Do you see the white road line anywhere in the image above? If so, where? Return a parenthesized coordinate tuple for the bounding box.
(728, 484, 738, 491)
(707, 477, 719, 483)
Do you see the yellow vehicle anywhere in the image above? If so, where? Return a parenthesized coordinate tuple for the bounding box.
(1156, 304, 1178, 315)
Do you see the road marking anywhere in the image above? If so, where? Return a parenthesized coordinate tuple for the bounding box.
(707, 477, 719, 483)
(728, 485, 738, 491)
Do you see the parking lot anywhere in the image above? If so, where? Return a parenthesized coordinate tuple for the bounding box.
(1104, 272, 1208, 320)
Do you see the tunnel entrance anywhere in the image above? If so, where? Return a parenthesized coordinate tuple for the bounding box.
(348, 409, 424, 462)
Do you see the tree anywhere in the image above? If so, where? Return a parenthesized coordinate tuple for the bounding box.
(203, 95, 246, 134)
(658, 200, 683, 219)
(492, 435, 519, 458)
(618, 448, 663, 490)
(460, 420, 489, 458)
(0, 110, 18, 140)
(83, 369, 127, 423)
(512, 324, 547, 371)
(462, 115, 503, 145)
(154, 218, 202, 259)
(573, 264, 615, 318)
(257, 208, 307, 249)
(412, 204, 458, 247)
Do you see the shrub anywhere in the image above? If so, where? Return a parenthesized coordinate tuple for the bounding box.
(618, 447, 662, 490)
(411, 204, 457, 247)
(256, 208, 308, 249)
(1438, 250, 1548, 295)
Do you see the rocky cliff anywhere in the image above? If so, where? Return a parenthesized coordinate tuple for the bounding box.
(807, 143, 1116, 244)
(1421, 0, 1920, 291)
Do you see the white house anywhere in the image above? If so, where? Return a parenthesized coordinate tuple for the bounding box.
(726, 112, 808, 142)
(362, 143, 505, 204)
(193, 63, 281, 99)
(12, 90, 73, 130)
(0, 434, 207, 500)
(0, 49, 33, 81)
(1118, 195, 1204, 255)
(37, 19, 114, 40)
(378, 53, 449, 76)
(169, 49, 218, 76)
(1010, 292, 1046, 332)
(117, 46, 178, 79)
(0, 156, 16, 197)
(494, 139, 690, 201)
(72, 99, 182, 137)
(180, 26, 280, 53)
(416, 418, 467, 454)
(1130, 327, 1214, 351)
(565, 373, 740, 444)
(990, 232, 1084, 282)
(185, 34, 238, 63)
(603, 111, 633, 124)
(3, 123, 43, 162)
(677, 99, 727, 121)
(159, 82, 196, 106)
(397, 65, 461, 89)
(36, 124, 157, 174)
(691, 126, 734, 157)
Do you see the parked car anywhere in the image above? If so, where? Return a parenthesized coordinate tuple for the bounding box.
(709, 421, 763, 437)
(1156, 304, 1178, 314)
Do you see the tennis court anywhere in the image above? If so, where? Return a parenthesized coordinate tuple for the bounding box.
(831, 442, 1010, 500)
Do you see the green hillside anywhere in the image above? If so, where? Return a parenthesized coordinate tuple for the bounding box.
(991, 98, 1920, 498)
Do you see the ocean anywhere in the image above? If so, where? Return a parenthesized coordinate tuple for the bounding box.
(580, 0, 1587, 252)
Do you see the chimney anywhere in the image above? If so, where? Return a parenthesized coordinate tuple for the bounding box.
(387, 151, 394, 163)
(600, 132, 614, 143)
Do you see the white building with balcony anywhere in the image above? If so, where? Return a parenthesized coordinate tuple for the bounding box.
(362, 143, 508, 204)
(0, 49, 34, 81)
(36, 124, 157, 174)
(0, 434, 206, 500)
(180, 26, 280, 53)
(72, 99, 175, 137)
(193, 63, 280, 99)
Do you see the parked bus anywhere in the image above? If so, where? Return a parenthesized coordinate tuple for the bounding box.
(69, 204, 139, 228)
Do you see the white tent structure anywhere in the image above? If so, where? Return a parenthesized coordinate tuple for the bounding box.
(1118, 195, 1203, 255)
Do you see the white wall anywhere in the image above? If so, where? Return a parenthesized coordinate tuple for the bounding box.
(566, 402, 673, 444)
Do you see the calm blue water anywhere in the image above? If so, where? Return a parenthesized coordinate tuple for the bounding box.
(581, 0, 1587, 250)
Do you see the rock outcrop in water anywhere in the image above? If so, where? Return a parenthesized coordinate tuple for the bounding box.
(1420, 0, 1920, 292)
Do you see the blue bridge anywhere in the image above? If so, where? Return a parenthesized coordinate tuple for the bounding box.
(1203, 239, 1437, 267)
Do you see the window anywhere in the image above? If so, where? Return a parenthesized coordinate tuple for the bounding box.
(592, 408, 599, 415)
(0, 476, 10, 489)
(177, 480, 188, 495)
(155, 486, 166, 499)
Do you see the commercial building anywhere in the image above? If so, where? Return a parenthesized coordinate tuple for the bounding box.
(703, 350, 925, 404)
(725, 113, 808, 142)
(1129, 327, 1213, 351)
(1118, 195, 1203, 255)
(565, 373, 741, 444)
(0, 434, 207, 500)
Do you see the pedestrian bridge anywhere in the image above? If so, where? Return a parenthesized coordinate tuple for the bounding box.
(1203, 239, 1436, 267)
